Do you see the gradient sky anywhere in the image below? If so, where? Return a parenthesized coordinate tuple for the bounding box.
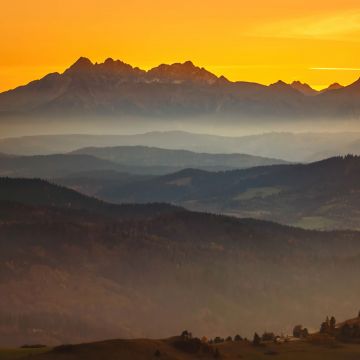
(1, 0, 360, 92)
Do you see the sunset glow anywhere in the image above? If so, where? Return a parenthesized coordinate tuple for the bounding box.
(1, 0, 360, 91)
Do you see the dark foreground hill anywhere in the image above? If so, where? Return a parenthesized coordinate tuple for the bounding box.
(95, 155, 360, 230)
(4, 334, 360, 360)
(2, 178, 360, 346)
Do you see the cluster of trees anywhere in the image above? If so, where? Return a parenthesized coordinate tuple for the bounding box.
(206, 331, 278, 347)
(252, 332, 277, 346)
(177, 330, 221, 357)
(337, 311, 360, 341)
(207, 334, 243, 344)
(177, 330, 246, 358)
(318, 312, 360, 342)
(178, 310, 360, 355)
(338, 323, 360, 341)
(204, 331, 278, 347)
(293, 325, 309, 338)
(320, 316, 337, 335)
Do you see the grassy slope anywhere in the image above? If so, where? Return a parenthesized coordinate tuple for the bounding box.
(3, 338, 360, 360)
(0, 348, 49, 360)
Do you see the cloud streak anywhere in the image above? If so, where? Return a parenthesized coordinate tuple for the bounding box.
(249, 10, 360, 41)
(311, 67, 360, 71)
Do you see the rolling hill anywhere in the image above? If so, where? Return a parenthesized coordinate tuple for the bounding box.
(94, 155, 360, 230)
(53, 170, 151, 197)
(0, 131, 359, 162)
(0, 147, 288, 178)
(5, 335, 360, 360)
(2, 178, 360, 346)
(0, 154, 125, 178)
(0, 177, 180, 218)
(70, 146, 288, 171)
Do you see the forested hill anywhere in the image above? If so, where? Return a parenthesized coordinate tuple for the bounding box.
(2, 176, 360, 345)
(94, 155, 360, 230)
(0, 177, 181, 219)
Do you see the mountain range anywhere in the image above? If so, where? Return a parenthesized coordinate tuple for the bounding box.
(0, 57, 359, 120)
(2, 177, 360, 347)
(290, 81, 343, 96)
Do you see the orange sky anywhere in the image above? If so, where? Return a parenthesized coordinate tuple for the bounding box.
(1, 0, 360, 92)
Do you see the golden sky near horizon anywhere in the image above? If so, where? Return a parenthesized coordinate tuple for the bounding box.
(1, 0, 360, 92)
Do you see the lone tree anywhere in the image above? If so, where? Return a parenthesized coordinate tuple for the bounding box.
(302, 328, 309, 338)
(293, 325, 309, 338)
(293, 325, 303, 338)
(253, 332, 261, 346)
(181, 330, 192, 340)
(234, 334, 242, 341)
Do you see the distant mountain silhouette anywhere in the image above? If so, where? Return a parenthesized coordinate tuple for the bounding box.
(322, 82, 344, 92)
(290, 81, 318, 96)
(0, 57, 359, 119)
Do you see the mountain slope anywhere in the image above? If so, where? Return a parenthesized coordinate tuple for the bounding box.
(95, 155, 360, 230)
(2, 178, 360, 346)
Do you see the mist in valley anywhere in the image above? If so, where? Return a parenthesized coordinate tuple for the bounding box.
(1, 115, 360, 162)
